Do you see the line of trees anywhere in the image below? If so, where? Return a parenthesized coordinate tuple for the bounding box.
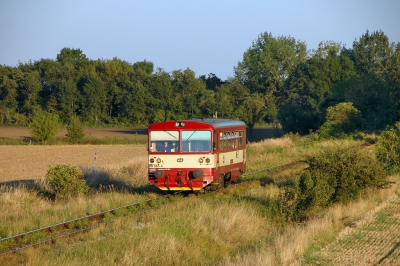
(1, 30, 399, 135)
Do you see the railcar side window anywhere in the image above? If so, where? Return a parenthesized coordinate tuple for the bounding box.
(149, 131, 179, 152)
(181, 131, 211, 152)
(219, 130, 243, 151)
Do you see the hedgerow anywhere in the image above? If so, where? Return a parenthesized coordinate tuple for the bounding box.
(271, 146, 391, 222)
(375, 121, 400, 172)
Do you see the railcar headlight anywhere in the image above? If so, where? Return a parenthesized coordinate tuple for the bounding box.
(156, 158, 162, 163)
(198, 158, 204, 163)
(205, 157, 211, 163)
(154, 170, 164, 178)
(150, 158, 155, 163)
(192, 170, 203, 178)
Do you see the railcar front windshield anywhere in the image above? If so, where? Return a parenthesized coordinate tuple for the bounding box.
(149, 130, 212, 153)
(149, 131, 179, 152)
(182, 130, 211, 152)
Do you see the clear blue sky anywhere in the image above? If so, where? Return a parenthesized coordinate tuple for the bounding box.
(1, 0, 399, 80)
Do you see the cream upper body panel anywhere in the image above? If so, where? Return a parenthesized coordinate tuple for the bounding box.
(218, 150, 246, 167)
(148, 154, 216, 169)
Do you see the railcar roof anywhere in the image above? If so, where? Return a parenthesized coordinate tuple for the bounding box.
(149, 118, 246, 129)
(186, 118, 246, 129)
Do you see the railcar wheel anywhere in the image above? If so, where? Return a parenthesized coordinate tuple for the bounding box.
(223, 172, 231, 188)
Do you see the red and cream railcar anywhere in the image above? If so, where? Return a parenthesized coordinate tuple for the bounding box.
(148, 119, 246, 192)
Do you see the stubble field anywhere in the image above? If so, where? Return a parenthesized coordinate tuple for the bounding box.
(0, 127, 147, 184)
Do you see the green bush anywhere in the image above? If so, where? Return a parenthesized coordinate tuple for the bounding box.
(375, 121, 400, 172)
(46, 165, 89, 200)
(317, 102, 364, 138)
(66, 116, 85, 142)
(316, 122, 343, 139)
(291, 147, 389, 219)
(263, 143, 392, 222)
(29, 110, 59, 142)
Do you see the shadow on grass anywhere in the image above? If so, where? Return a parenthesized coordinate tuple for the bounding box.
(0, 179, 39, 190)
(0, 169, 163, 199)
(0, 179, 57, 200)
(81, 167, 162, 195)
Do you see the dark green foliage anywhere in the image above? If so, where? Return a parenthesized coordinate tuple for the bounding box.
(234, 32, 308, 123)
(1, 29, 399, 134)
(46, 165, 89, 200)
(351, 30, 393, 75)
(295, 147, 389, 217)
(80, 72, 107, 123)
(266, 184, 299, 223)
(267, 146, 390, 222)
(327, 74, 396, 130)
(66, 115, 85, 142)
(199, 73, 225, 91)
(375, 121, 400, 171)
(29, 109, 59, 142)
(277, 103, 318, 134)
(317, 102, 364, 138)
(57, 47, 87, 64)
(132, 60, 154, 75)
(316, 122, 344, 139)
(0, 66, 22, 124)
(236, 93, 273, 131)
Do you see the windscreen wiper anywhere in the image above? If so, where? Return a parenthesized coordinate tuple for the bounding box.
(185, 130, 196, 141)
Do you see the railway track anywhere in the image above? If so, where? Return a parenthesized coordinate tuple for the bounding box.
(0, 141, 373, 255)
(0, 193, 181, 255)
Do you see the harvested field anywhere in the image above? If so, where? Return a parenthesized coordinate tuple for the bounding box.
(0, 127, 148, 184)
(0, 145, 147, 184)
(310, 194, 400, 265)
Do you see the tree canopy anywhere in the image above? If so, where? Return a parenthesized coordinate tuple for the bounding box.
(0, 31, 399, 137)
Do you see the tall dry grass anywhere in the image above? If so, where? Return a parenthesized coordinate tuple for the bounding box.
(219, 175, 400, 266)
(8, 178, 396, 266)
(0, 159, 150, 237)
(246, 136, 362, 173)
